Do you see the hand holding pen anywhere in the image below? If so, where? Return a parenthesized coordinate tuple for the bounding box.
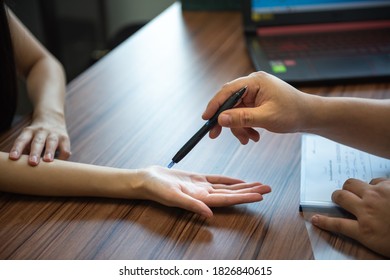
(202, 72, 306, 145)
(168, 86, 247, 168)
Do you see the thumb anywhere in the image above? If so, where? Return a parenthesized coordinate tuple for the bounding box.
(218, 108, 259, 128)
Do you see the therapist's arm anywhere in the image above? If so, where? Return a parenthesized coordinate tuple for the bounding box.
(203, 71, 390, 158)
(0, 152, 271, 217)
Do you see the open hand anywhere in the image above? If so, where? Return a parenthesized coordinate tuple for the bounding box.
(137, 166, 272, 218)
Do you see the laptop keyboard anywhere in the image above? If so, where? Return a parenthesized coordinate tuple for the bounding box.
(260, 28, 390, 59)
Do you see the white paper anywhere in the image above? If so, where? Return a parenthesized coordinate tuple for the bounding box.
(300, 134, 390, 212)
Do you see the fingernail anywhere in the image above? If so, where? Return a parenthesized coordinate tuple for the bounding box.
(9, 150, 19, 159)
(44, 153, 53, 161)
(219, 114, 232, 126)
(30, 155, 38, 165)
(202, 212, 213, 218)
(311, 215, 319, 225)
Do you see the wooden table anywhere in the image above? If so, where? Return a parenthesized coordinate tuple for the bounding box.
(0, 2, 388, 260)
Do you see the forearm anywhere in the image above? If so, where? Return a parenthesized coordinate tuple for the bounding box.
(303, 95, 390, 158)
(26, 56, 66, 121)
(0, 151, 142, 199)
(7, 8, 66, 121)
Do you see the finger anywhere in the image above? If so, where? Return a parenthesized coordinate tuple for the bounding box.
(231, 127, 260, 144)
(212, 181, 270, 191)
(208, 125, 222, 139)
(202, 79, 248, 120)
(167, 192, 213, 218)
(56, 136, 71, 160)
(342, 178, 368, 198)
(205, 192, 264, 207)
(210, 184, 271, 196)
(218, 107, 260, 128)
(28, 130, 49, 166)
(246, 128, 260, 142)
(231, 128, 250, 144)
(43, 134, 59, 162)
(331, 189, 361, 215)
(211, 182, 260, 190)
(311, 214, 360, 242)
(369, 177, 388, 185)
(205, 175, 246, 185)
(9, 129, 34, 160)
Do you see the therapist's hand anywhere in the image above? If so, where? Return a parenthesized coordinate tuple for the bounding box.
(311, 178, 390, 258)
(202, 71, 312, 144)
(9, 112, 71, 166)
(136, 166, 272, 218)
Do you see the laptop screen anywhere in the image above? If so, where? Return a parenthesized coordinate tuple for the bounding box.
(244, 0, 390, 29)
(252, 0, 390, 17)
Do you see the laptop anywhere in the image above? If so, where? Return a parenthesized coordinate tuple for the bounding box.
(243, 0, 390, 84)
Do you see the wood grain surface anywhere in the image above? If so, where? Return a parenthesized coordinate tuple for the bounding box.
(0, 3, 388, 260)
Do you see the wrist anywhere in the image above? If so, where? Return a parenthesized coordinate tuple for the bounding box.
(299, 94, 327, 134)
(33, 105, 64, 118)
(32, 107, 65, 124)
(116, 168, 147, 200)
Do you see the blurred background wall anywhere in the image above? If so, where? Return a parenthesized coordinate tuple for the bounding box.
(8, 0, 175, 81)
(7, 0, 241, 114)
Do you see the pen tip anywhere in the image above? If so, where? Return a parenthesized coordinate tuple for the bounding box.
(167, 161, 175, 169)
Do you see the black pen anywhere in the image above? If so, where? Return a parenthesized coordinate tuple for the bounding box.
(167, 86, 247, 168)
